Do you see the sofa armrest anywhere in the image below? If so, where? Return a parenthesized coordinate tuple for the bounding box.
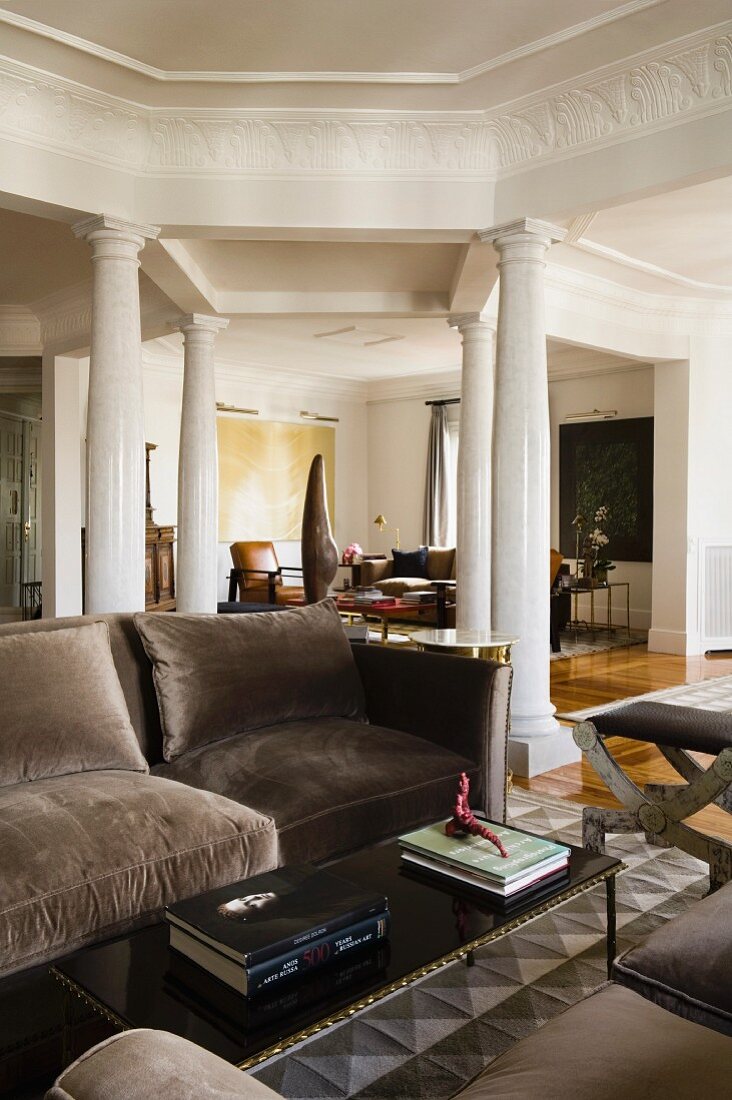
(351, 645, 512, 822)
(359, 559, 393, 585)
(47, 1029, 280, 1099)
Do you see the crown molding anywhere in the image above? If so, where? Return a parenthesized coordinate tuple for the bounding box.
(0, 360, 42, 392)
(142, 345, 368, 401)
(570, 237, 732, 295)
(0, 22, 729, 178)
(546, 262, 732, 333)
(0, 1, 663, 86)
(0, 306, 42, 354)
(366, 368, 462, 405)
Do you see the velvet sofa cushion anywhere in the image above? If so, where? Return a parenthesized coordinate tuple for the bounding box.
(153, 716, 479, 865)
(47, 1029, 283, 1100)
(376, 577, 434, 598)
(426, 546, 455, 580)
(135, 601, 365, 762)
(455, 984, 732, 1100)
(612, 880, 732, 1035)
(0, 771, 277, 977)
(0, 620, 148, 787)
(391, 546, 428, 578)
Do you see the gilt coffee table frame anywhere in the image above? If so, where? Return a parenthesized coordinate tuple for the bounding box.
(52, 837, 623, 1073)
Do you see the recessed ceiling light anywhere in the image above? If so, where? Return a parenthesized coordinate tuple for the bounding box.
(314, 325, 404, 348)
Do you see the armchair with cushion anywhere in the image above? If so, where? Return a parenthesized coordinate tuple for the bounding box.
(228, 541, 304, 605)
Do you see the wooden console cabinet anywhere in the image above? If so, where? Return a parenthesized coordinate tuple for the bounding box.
(145, 524, 176, 612)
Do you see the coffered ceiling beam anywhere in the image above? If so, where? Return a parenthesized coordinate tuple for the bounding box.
(448, 240, 499, 313)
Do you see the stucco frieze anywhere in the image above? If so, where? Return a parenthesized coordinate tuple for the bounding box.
(0, 28, 729, 176)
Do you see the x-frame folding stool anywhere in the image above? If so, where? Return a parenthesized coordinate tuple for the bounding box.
(572, 702, 732, 891)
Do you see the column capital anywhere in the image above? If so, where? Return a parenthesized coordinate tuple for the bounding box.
(478, 218, 566, 248)
(72, 214, 161, 245)
(177, 313, 230, 336)
(448, 312, 497, 333)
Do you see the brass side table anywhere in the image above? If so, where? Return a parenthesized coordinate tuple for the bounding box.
(411, 629, 519, 664)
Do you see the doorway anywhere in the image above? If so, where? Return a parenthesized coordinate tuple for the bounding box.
(0, 412, 41, 620)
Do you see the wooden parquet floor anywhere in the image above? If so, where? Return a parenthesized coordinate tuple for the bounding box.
(513, 644, 732, 843)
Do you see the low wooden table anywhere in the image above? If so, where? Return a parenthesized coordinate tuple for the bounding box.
(412, 629, 519, 664)
(52, 835, 623, 1073)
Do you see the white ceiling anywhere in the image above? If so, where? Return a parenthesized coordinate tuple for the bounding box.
(0, 1, 658, 76)
(0, 208, 89, 304)
(1, 0, 727, 113)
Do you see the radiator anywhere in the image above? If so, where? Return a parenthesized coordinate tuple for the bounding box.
(700, 542, 732, 651)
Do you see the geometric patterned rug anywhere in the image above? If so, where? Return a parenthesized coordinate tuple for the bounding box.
(252, 790, 708, 1099)
(558, 672, 732, 722)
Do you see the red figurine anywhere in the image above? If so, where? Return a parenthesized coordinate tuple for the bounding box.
(445, 772, 509, 858)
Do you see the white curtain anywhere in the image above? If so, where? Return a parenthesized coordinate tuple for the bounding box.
(423, 404, 450, 545)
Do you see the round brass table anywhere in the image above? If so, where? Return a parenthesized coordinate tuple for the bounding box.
(411, 629, 519, 664)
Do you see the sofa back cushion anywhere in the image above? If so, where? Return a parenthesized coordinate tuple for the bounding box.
(0, 620, 148, 786)
(0, 614, 164, 765)
(135, 600, 366, 761)
(427, 546, 456, 581)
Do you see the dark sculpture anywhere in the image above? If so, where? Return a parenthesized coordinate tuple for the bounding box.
(301, 454, 338, 603)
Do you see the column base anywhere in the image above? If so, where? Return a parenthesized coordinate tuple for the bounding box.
(508, 727, 581, 779)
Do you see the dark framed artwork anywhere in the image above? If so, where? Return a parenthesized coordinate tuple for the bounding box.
(559, 417, 654, 562)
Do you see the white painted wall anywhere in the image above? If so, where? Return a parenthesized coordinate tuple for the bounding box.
(367, 398, 432, 554)
(548, 367, 655, 630)
(685, 335, 732, 653)
(649, 360, 690, 654)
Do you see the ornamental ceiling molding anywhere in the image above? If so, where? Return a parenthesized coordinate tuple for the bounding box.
(0, 24, 730, 177)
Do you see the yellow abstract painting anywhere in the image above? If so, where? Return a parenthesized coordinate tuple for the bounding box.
(217, 417, 336, 541)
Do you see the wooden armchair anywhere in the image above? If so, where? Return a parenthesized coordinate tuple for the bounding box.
(228, 541, 304, 605)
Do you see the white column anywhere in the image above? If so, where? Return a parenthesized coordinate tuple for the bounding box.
(481, 218, 579, 776)
(176, 314, 229, 613)
(448, 313, 495, 630)
(73, 215, 159, 613)
(41, 351, 82, 618)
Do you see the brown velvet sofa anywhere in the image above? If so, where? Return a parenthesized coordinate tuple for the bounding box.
(0, 603, 512, 981)
(46, 881, 732, 1100)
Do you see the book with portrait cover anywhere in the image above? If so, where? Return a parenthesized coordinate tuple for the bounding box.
(165, 865, 387, 970)
(169, 912, 390, 996)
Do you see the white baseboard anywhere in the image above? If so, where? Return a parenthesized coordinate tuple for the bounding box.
(647, 628, 688, 655)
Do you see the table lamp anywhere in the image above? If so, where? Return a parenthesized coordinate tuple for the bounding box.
(374, 514, 400, 550)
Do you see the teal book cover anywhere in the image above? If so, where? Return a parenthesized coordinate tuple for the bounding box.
(399, 822, 570, 882)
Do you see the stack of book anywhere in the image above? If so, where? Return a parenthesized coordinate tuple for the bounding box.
(398, 821, 570, 900)
(350, 587, 396, 606)
(166, 866, 389, 997)
(401, 592, 436, 605)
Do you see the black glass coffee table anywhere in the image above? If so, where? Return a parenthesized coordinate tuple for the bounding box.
(52, 834, 624, 1071)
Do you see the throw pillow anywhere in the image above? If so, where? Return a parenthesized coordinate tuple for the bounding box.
(391, 546, 429, 578)
(0, 621, 148, 787)
(134, 600, 366, 762)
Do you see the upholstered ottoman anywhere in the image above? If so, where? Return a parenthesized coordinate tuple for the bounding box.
(612, 880, 732, 1035)
(455, 984, 731, 1099)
